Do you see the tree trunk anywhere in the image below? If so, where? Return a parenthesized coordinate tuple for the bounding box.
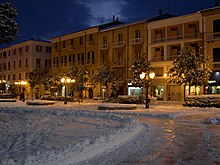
(188, 82, 191, 95)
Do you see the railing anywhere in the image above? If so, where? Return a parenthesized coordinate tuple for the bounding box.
(149, 54, 178, 62)
(130, 38, 143, 45)
(112, 60, 124, 66)
(86, 59, 94, 65)
(151, 33, 201, 44)
(68, 45, 74, 49)
(77, 61, 84, 65)
(207, 32, 220, 41)
(112, 41, 126, 48)
(99, 43, 108, 50)
(86, 41, 93, 47)
(60, 63, 67, 67)
(69, 62, 75, 67)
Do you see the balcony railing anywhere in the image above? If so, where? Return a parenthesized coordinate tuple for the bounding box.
(149, 54, 178, 62)
(86, 59, 94, 65)
(112, 60, 124, 66)
(151, 33, 201, 44)
(213, 62, 220, 70)
(99, 43, 108, 50)
(130, 38, 143, 45)
(68, 45, 74, 49)
(207, 32, 220, 41)
(60, 63, 67, 67)
(112, 41, 126, 48)
(86, 41, 94, 47)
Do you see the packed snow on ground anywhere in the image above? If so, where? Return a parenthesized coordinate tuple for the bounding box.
(0, 101, 220, 165)
(0, 102, 145, 165)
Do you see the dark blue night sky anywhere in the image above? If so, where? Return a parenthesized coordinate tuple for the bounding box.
(0, 0, 216, 47)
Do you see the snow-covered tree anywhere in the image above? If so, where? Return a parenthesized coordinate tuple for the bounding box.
(0, 2, 18, 44)
(93, 65, 124, 99)
(129, 55, 153, 86)
(167, 42, 211, 95)
(70, 67, 90, 99)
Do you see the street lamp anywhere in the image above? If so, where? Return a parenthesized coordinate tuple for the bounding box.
(140, 71, 155, 109)
(61, 76, 75, 104)
(15, 80, 28, 102)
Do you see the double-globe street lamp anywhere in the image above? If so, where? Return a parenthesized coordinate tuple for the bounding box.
(140, 71, 155, 109)
(61, 76, 75, 104)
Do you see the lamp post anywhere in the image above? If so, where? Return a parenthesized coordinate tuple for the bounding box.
(140, 71, 155, 109)
(61, 76, 75, 104)
(15, 80, 27, 102)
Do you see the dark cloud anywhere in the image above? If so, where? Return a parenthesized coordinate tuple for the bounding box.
(0, 0, 214, 47)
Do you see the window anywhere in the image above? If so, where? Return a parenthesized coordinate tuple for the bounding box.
(45, 59, 51, 70)
(61, 55, 67, 67)
(25, 58, 28, 67)
(213, 48, 220, 62)
(87, 51, 94, 64)
(36, 45, 42, 52)
(70, 39, 74, 45)
(25, 46, 29, 52)
(135, 30, 141, 38)
(19, 73, 21, 80)
(78, 53, 84, 65)
(89, 35, 93, 45)
(13, 74, 16, 80)
(13, 49, 16, 55)
(69, 54, 75, 65)
(62, 41, 66, 48)
(8, 62, 10, 71)
(13, 61, 16, 70)
(3, 63, 6, 71)
(46, 46, 51, 53)
(19, 47, 22, 55)
(118, 33, 123, 44)
(3, 51, 6, 58)
(8, 75, 10, 81)
(54, 43, 58, 52)
(213, 19, 220, 33)
(8, 50, 10, 56)
(36, 58, 41, 67)
(154, 67, 163, 76)
(53, 57, 58, 67)
(79, 37, 83, 45)
(19, 60, 22, 68)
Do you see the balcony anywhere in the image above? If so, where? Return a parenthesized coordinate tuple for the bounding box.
(86, 41, 94, 47)
(149, 54, 178, 62)
(86, 59, 95, 65)
(60, 63, 67, 67)
(99, 43, 109, 50)
(112, 60, 124, 67)
(151, 33, 201, 44)
(213, 62, 220, 70)
(112, 41, 126, 48)
(68, 45, 74, 50)
(207, 32, 220, 41)
(130, 38, 143, 45)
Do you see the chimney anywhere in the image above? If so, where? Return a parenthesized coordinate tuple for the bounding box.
(215, 0, 219, 7)
(113, 15, 115, 22)
(159, 9, 162, 15)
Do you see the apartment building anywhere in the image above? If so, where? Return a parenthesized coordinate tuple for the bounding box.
(0, 39, 51, 95)
(51, 6, 220, 101)
(201, 7, 220, 94)
(50, 26, 100, 98)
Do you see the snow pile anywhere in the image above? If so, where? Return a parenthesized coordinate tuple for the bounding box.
(203, 116, 220, 125)
(0, 107, 145, 165)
